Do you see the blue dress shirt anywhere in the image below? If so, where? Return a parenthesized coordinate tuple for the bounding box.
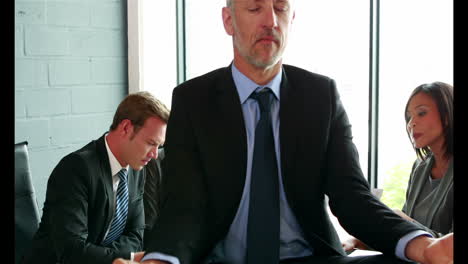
(205, 64, 313, 264)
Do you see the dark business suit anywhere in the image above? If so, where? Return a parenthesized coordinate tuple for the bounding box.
(143, 148, 165, 247)
(145, 65, 423, 263)
(23, 134, 145, 264)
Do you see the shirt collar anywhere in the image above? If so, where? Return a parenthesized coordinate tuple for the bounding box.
(231, 63, 282, 104)
(104, 133, 129, 176)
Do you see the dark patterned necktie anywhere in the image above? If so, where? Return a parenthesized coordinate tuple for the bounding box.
(246, 88, 280, 264)
(102, 168, 129, 246)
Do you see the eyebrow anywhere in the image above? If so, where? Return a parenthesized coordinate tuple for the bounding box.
(247, 0, 289, 4)
(415, 104, 430, 109)
(406, 105, 429, 115)
(147, 139, 158, 145)
(150, 137, 165, 146)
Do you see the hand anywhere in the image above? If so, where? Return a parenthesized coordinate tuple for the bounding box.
(112, 251, 146, 264)
(134, 251, 145, 262)
(341, 236, 370, 252)
(393, 209, 414, 222)
(424, 233, 453, 264)
(113, 259, 136, 264)
(342, 237, 356, 252)
(406, 233, 453, 264)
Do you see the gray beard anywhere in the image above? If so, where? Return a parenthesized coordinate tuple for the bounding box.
(246, 52, 282, 69)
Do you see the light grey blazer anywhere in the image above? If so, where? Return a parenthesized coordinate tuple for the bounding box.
(402, 154, 453, 237)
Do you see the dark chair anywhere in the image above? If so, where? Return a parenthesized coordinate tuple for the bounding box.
(15, 141, 40, 264)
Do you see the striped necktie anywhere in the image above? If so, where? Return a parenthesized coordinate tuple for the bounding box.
(102, 168, 129, 246)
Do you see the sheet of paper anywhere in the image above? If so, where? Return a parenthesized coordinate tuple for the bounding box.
(348, 249, 383, 257)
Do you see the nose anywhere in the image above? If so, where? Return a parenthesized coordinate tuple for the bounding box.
(147, 147, 158, 160)
(407, 119, 416, 131)
(263, 4, 278, 29)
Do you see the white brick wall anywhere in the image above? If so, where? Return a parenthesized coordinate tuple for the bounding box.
(15, 0, 128, 214)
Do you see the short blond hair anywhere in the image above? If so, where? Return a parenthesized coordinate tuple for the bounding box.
(110, 91, 170, 132)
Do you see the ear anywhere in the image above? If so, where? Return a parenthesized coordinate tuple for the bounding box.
(119, 119, 134, 137)
(222, 7, 234, 36)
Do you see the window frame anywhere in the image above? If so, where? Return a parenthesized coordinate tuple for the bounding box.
(127, 0, 453, 190)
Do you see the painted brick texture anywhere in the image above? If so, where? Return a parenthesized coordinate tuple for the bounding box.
(15, 0, 128, 214)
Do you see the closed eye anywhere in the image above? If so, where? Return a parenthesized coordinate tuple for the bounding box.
(147, 141, 157, 147)
(275, 0, 290, 12)
(274, 4, 289, 12)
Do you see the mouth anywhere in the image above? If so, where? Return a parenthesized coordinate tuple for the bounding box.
(256, 31, 280, 45)
(256, 37, 277, 45)
(412, 133, 422, 140)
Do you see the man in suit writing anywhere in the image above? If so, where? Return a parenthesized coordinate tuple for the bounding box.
(23, 91, 169, 264)
(116, 0, 453, 263)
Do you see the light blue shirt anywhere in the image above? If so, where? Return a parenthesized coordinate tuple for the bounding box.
(142, 64, 431, 264)
(205, 64, 313, 264)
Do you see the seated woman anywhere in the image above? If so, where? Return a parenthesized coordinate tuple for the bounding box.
(343, 81, 453, 252)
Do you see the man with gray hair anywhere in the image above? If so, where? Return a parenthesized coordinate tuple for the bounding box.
(116, 1, 453, 263)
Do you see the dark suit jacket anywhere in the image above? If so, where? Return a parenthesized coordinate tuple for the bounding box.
(143, 148, 165, 247)
(145, 65, 424, 263)
(23, 134, 146, 264)
(402, 154, 453, 237)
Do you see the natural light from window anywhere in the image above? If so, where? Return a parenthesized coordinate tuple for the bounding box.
(141, 0, 177, 107)
(378, 0, 453, 208)
(138, 0, 453, 213)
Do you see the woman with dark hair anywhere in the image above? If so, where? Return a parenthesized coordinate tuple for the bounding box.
(343, 82, 453, 252)
(399, 81, 453, 237)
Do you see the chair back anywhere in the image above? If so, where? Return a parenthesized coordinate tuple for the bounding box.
(15, 141, 40, 264)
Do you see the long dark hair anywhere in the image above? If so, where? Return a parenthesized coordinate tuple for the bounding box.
(404, 82, 453, 161)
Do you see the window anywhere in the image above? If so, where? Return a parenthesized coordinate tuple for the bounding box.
(128, 0, 177, 107)
(378, 0, 453, 208)
(130, 0, 453, 210)
(186, 0, 232, 80)
(185, 0, 370, 175)
(284, 0, 370, 175)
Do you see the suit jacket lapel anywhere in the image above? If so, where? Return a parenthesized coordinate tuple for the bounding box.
(406, 157, 432, 216)
(95, 134, 115, 237)
(213, 66, 248, 209)
(279, 68, 298, 184)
